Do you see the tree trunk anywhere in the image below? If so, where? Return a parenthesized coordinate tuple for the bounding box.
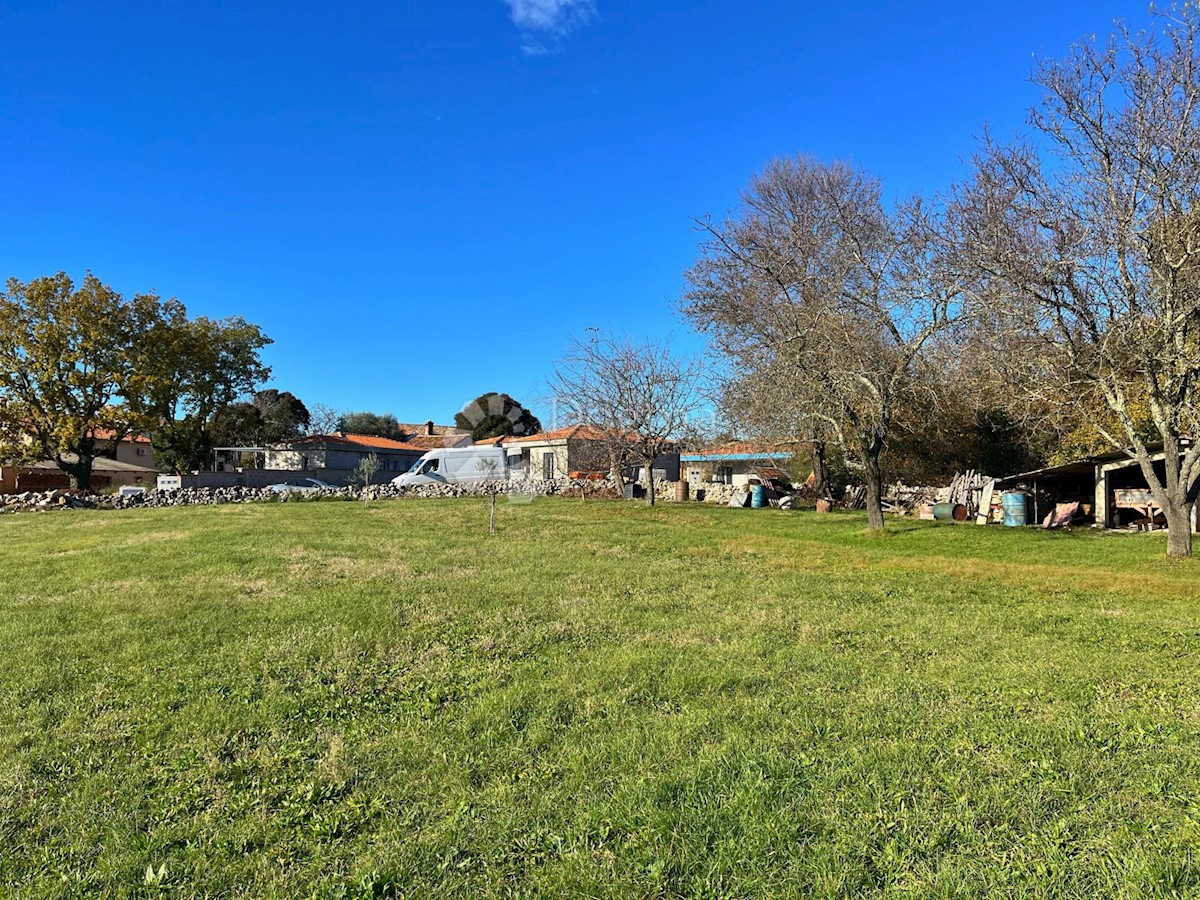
(489, 491, 497, 533)
(1164, 498, 1194, 558)
(608, 449, 624, 488)
(810, 441, 829, 498)
(863, 451, 885, 531)
(60, 456, 93, 492)
(1129, 441, 1195, 559)
(645, 457, 656, 507)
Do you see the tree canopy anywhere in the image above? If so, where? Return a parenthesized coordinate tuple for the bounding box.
(0, 273, 161, 488)
(683, 156, 963, 528)
(550, 333, 702, 505)
(209, 390, 310, 450)
(334, 412, 405, 441)
(946, 5, 1200, 556)
(129, 309, 272, 472)
(0, 271, 272, 485)
(454, 392, 542, 441)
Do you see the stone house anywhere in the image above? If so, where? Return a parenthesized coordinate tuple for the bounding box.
(479, 426, 619, 479)
(91, 428, 155, 469)
(397, 421, 473, 452)
(395, 421, 471, 450)
(481, 426, 680, 481)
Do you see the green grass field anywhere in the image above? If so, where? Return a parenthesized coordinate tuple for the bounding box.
(2, 498, 1200, 898)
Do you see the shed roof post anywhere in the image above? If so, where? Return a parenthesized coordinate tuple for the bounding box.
(1094, 464, 1110, 528)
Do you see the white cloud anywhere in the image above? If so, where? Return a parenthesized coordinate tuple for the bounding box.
(503, 0, 596, 54)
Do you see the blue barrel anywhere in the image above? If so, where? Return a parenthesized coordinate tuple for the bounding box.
(1001, 492, 1028, 526)
(751, 484, 767, 508)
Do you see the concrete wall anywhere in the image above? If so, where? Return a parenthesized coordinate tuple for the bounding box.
(179, 468, 397, 489)
(686, 459, 759, 489)
(264, 447, 420, 474)
(513, 441, 678, 480)
(514, 441, 570, 480)
(113, 441, 154, 469)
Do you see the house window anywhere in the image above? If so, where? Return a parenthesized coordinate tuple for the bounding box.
(717, 465, 733, 484)
(136, 447, 147, 456)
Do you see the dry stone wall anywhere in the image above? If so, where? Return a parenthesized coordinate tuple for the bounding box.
(1, 477, 746, 515)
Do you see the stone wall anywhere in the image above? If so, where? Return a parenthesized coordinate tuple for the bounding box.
(2, 478, 614, 514)
(1, 476, 750, 516)
(649, 478, 740, 504)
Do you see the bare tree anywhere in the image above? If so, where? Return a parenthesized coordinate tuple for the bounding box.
(722, 360, 833, 499)
(550, 332, 704, 506)
(306, 403, 343, 436)
(683, 156, 963, 529)
(951, 7, 1200, 556)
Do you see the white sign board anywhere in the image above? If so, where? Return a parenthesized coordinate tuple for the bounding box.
(156, 475, 182, 492)
(118, 486, 146, 498)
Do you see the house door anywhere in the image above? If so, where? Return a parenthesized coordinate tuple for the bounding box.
(543, 452, 555, 480)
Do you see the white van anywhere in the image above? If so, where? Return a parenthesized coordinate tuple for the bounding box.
(391, 446, 523, 486)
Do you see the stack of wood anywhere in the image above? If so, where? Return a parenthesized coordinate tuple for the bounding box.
(945, 470, 998, 522)
(841, 485, 867, 509)
(981, 481, 1003, 524)
(884, 482, 938, 515)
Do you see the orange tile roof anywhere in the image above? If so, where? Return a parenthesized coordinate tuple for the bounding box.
(404, 434, 471, 450)
(283, 432, 427, 452)
(339, 432, 430, 451)
(485, 425, 636, 445)
(86, 428, 152, 443)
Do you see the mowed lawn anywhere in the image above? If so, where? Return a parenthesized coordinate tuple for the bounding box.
(2, 499, 1200, 898)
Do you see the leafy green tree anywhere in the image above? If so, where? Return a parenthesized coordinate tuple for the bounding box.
(129, 309, 272, 472)
(455, 392, 542, 441)
(0, 272, 161, 489)
(252, 390, 309, 443)
(208, 391, 309, 450)
(335, 412, 404, 440)
(210, 402, 264, 448)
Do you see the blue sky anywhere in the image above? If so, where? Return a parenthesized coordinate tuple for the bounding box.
(0, 0, 1151, 426)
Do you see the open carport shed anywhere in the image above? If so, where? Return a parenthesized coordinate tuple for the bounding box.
(996, 446, 1200, 532)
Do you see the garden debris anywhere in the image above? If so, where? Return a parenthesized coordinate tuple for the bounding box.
(1042, 501, 1085, 530)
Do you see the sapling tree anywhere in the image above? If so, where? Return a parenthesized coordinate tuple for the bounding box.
(476, 456, 501, 532)
(353, 452, 381, 503)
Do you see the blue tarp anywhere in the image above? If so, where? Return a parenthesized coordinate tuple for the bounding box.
(679, 452, 791, 462)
